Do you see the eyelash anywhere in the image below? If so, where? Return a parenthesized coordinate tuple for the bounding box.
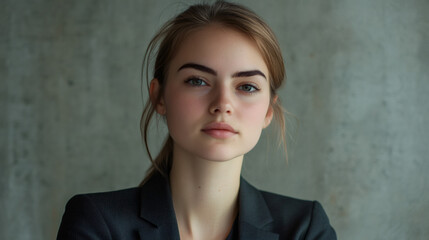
(185, 77, 260, 94)
(238, 83, 260, 94)
(185, 76, 208, 87)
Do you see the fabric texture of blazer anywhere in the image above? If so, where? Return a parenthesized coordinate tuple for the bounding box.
(57, 172, 337, 239)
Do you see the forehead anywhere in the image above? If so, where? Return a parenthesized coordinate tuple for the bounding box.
(168, 25, 269, 77)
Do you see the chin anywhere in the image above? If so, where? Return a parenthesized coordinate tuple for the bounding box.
(194, 148, 247, 162)
(203, 155, 242, 162)
(192, 140, 259, 162)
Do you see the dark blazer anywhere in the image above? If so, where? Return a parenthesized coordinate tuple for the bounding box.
(57, 173, 336, 239)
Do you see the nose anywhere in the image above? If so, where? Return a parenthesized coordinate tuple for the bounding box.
(209, 85, 233, 115)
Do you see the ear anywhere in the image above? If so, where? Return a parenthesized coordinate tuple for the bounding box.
(263, 95, 278, 128)
(149, 78, 166, 115)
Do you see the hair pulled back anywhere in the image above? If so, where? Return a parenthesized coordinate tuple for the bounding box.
(140, 0, 286, 185)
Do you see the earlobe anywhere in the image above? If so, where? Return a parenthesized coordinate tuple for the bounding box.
(263, 96, 278, 129)
(149, 78, 166, 115)
(263, 106, 274, 128)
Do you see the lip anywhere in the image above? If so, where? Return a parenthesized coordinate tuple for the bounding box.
(201, 122, 238, 139)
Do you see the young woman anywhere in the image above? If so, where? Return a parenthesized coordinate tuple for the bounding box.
(57, 1, 337, 239)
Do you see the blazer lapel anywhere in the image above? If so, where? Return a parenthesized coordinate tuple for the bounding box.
(238, 177, 279, 240)
(136, 174, 278, 240)
(137, 173, 180, 240)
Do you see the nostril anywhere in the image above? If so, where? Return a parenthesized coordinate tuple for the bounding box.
(209, 104, 232, 114)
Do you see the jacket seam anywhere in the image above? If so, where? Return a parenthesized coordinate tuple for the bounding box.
(302, 201, 316, 240)
(83, 195, 113, 240)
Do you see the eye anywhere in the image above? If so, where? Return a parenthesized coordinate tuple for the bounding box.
(185, 77, 208, 86)
(238, 84, 259, 93)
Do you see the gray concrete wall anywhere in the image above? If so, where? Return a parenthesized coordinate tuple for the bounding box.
(1, 0, 428, 239)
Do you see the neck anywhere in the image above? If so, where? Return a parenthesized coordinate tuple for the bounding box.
(169, 146, 243, 240)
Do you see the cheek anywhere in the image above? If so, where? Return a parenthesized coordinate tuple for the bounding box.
(238, 100, 270, 151)
(240, 100, 270, 127)
(164, 89, 206, 126)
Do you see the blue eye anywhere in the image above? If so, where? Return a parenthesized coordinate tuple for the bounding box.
(186, 77, 207, 86)
(238, 84, 259, 93)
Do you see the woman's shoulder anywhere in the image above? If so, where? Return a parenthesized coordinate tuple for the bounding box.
(239, 178, 337, 239)
(64, 187, 140, 211)
(63, 187, 143, 221)
(259, 190, 316, 214)
(240, 178, 329, 219)
(68, 187, 141, 204)
(65, 187, 142, 212)
(262, 191, 337, 239)
(259, 190, 329, 224)
(57, 187, 145, 239)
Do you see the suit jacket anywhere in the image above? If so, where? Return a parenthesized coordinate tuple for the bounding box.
(57, 173, 337, 239)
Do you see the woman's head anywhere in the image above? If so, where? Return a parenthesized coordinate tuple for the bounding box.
(141, 0, 286, 182)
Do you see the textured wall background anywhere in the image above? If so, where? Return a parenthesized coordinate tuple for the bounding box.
(2, 0, 428, 239)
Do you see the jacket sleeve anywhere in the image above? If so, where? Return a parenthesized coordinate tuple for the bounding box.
(57, 195, 112, 240)
(303, 201, 337, 240)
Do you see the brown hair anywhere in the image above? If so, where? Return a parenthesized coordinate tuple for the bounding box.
(139, 0, 286, 185)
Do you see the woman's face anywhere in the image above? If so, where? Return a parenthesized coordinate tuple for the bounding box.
(155, 25, 273, 162)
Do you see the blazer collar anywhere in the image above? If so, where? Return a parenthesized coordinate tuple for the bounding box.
(138, 173, 278, 240)
(238, 177, 279, 240)
(138, 173, 180, 240)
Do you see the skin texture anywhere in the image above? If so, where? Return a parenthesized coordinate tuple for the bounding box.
(150, 24, 274, 240)
(154, 25, 273, 162)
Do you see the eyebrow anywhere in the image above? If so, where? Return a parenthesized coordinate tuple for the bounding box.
(232, 70, 266, 79)
(178, 63, 216, 75)
(178, 63, 266, 80)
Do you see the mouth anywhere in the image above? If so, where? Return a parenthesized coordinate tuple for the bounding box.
(201, 122, 238, 139)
